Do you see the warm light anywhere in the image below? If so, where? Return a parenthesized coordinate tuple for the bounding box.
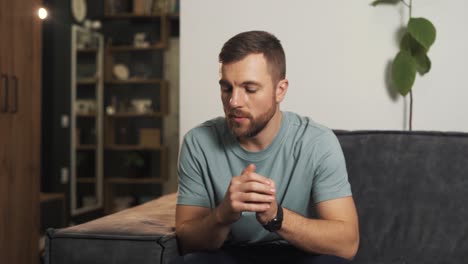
(38, 8, 48, 20)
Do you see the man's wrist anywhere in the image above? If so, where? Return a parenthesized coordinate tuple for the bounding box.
(214, 205, 239, 226)
(263, 204, 283, 232)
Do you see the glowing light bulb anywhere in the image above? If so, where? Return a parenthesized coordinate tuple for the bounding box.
(38, 8, 48, 20)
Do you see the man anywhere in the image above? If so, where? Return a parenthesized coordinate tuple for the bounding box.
(174, 31, 359, 264)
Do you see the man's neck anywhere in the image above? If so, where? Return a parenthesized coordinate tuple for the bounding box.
(239, 110, 283, 152)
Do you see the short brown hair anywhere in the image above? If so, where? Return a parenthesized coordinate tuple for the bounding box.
(219, 31, 286, 83)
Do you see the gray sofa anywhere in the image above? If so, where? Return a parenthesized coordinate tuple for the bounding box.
(45, 131, 468, 263)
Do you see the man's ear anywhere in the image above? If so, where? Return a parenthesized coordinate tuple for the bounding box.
(275, 79, 289, 103)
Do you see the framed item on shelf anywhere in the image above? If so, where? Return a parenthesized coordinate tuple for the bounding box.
(139, 128, 160, 148)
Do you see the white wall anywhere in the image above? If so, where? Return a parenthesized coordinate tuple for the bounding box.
(180, 0, 468, 140)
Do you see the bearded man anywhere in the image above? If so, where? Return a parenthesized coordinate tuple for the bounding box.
(174, 31, 359, 264)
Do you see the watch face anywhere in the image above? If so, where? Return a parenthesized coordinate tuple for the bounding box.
(72, 0, 87, 23)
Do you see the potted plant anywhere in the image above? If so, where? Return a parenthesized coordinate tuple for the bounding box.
(372, 0, 436, 130)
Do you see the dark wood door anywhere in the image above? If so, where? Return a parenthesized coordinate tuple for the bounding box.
(0, 0, 14, 259)
(0, 0, 42, 263)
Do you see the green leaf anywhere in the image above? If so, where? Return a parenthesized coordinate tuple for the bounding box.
(392, 51, 417, 96)
(399, 33, 431, 75)
(371, 0, 401, 6)
(407, 18, 437, 51)
(414, 52, 431, 75)
(400, 33, 426, 54)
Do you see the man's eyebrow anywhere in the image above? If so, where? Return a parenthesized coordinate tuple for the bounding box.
(219, 79, 231, 87)
(241, 81, 261, 87)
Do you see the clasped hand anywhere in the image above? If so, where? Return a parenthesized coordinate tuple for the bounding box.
(216, 164, 278, 226)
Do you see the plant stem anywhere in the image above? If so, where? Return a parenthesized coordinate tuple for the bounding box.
(409, 0, 412, 18)
(409, 90, 413, 131)
(408, 0, 413, 131)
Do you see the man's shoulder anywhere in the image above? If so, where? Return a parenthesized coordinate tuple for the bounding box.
(183, 116, 226, 145)
(285, 111, 335, 141)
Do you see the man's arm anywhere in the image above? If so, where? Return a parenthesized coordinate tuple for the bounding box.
(259, 196, 359, 260)
(175, 205, 230, 254)
(176, 164, 274, 254)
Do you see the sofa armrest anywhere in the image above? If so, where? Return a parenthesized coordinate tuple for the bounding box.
(45, 193, 179, 264)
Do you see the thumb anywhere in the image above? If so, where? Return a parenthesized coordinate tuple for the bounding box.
(241, 163, 256, 174)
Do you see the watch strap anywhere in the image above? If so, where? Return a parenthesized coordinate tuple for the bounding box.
(263, 204, 283, 232)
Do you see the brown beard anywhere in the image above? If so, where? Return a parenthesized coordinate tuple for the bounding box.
(226, 95, 277, 139)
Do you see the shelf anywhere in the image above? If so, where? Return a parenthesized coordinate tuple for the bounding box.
(105, 177, 165, 184)
(77, 78, 99, 85)
(76, 145, 97, 150)
(106, 112, 164, 118)
(104, 13, 165, 20)
(76, 113, 97, 118)
(77, 177, 97, 183)
(40, 192, 65, 203)
(105, 145, 165, 151)
(77, 48, 98, 53)
(107, 43, 166, 52)
(105, 78, 166, 85)
(168, 13, 179, 19)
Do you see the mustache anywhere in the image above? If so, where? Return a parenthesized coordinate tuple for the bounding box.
(227, 109, 251, 118)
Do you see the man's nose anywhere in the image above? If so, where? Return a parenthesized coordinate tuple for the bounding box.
(229, 88, 246, 107)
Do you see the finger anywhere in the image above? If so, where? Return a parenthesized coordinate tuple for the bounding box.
(243, 172, 275, 187)
(239, 192, 275, 203)
(237, 202, 271, 213)
(242, 203, 271, 213)
(237, 181, 276, 195)
(241, 163, 256, 175)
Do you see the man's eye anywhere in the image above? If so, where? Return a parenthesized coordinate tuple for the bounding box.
(220, 85, 231, 92)
(246, 87, 257, 93)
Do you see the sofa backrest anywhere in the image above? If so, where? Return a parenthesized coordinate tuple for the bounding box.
(334, 131, 468, 263)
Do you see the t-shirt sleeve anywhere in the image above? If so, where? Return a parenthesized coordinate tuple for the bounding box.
(177, 132, 211, 207)
(312, 131, 352, 204)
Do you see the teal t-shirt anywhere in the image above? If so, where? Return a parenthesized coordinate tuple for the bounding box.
(177, 111, 352, 245)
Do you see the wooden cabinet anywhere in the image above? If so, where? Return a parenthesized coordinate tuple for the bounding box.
(0, 0, 42, 263)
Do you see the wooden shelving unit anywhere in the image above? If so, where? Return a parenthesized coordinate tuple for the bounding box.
(106, 177, 165, 184)
(100, 0, 176, 214)
(106, 112, 164, 118)
(105, 145, 165, 151)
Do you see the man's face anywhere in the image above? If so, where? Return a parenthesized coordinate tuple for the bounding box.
(219, 53, 278, 139)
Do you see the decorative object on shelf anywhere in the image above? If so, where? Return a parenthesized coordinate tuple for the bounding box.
(106, 96, 118, 115)
(76, 30, 93, 49)
(133, 0, 146, 15)
(112, 63, 130, 80)
(139, 128, 160, 148)
(133, 62, 151, 79)
(71, 0, 87, 23)
(76, 128, 81, 145)
(83, 20, 103, 32)
(134, 33, 150, 48)
(112, 196, 135, 212)
(75, 99, 96, 114)
(117, 127, 128, 144)
(371, 0, 436, 130)
(131, 99, 152, 113)
(82, 196, 97, 207)
(124, 152, 145, 177)
(108, 0, 132, 14)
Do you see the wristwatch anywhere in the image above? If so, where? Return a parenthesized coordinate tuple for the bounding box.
(263, 204, 283, 232)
